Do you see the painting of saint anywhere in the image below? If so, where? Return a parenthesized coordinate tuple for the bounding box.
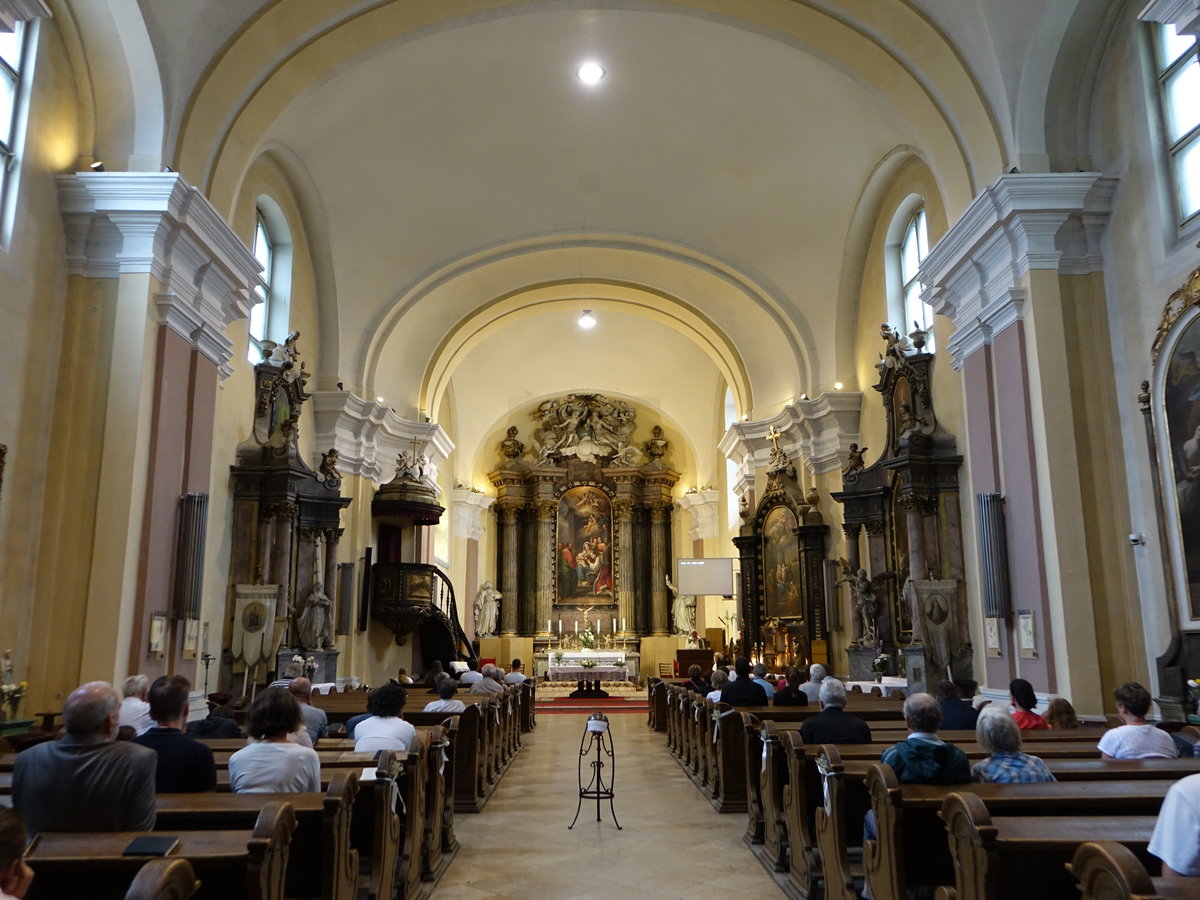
(556, 486, 614, 603)
(1164, 315, 1200, 621)
(763, 505, 801, 618)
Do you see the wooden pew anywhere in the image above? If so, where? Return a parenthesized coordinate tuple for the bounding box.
(124, 858, 199, 900)
(939, 792, 1160, 900)
(1070, 841, 1196, 900)
(24, 801, 297, 900)
(864, 763, 1174, 900)
(153, 771, 359, 900)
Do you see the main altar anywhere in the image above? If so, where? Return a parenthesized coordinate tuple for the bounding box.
(485, 393, 682, 648)
(545, 649, 631, 682)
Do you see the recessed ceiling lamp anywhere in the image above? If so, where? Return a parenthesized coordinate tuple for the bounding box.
(577, 61, 605, 85)
(578, 309, 596, 330)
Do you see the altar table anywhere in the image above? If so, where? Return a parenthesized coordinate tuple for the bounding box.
(548, 665, 630, 682)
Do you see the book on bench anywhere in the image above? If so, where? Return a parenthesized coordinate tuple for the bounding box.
(122, 836, 179, 857)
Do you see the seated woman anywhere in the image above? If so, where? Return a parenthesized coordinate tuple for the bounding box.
(972, 705, 1056, 783)
(706, 669, 728, 703)
(229, 688, 321, 793)
(684, 664, 709, 694)
(1009, 677, 1049, 730)
(354, 682, 416, 752)
(1044, 697, 1079, 729)
(772, 666, 809, 707)
(424, 677, 466, 713)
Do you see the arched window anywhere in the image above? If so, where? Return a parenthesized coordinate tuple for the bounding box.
(247, 199, 293, 363)
(0, 20, 35, 245)
(900, 207, 932, 348)
(1153, 23, 1200, 223)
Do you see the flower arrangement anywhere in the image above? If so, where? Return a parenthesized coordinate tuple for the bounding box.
(0, 680, 27, 719)
(871, 646, 891, 681)
(579, 629, 595, 650)
(1188, 678, 1200, 707)
(293, 654, 317, 679)
(580, 658, 598, 668)
(552, 651, 564, 666)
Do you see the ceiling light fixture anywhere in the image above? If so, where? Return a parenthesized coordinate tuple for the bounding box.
(577, 61, 605, 85)
(834, 382, 844, 390)
(578, 309, 596, 330)
(88, 160, 105, 172)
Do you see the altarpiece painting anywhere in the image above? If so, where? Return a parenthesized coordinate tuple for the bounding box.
(557, 485, 614, 602)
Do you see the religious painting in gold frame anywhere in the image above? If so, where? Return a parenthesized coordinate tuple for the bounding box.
(762, 504, 802, 619)
(1152, 267, 1200, 629)
(555, 485, 613, 603)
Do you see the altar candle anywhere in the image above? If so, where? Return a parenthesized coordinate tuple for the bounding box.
(575, 621, 578, 632)
(559, 619, 562, 634)
(547, 619, 551, 634)
(597, 619, 601, 634)
(622, 617, 626, 632)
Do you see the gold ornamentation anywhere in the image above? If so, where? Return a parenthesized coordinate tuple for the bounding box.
(1151, 265, 1200, 363)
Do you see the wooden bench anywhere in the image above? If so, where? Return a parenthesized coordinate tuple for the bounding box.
(24, 801, 297, 900)
(864, 763, 1174, 900)
(939, 792, 1160, 900)
(153, 771, 359, 900)
(1069, 840, 1197, 900)
(124, 858, 199, 900)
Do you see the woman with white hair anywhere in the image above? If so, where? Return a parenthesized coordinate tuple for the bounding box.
(117, 674, 154, 736)
(972, 705, 1056, 783)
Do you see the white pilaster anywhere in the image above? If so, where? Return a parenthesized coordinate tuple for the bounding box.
(452, 488, 495, 540)
(677, 489, 720, 541)
(57, 172, 262, 378)
(309, 391, 455, 485)
(918, 173, 1117, 370)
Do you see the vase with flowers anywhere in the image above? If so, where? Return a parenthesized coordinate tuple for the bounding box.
(871, 645, 892, 683)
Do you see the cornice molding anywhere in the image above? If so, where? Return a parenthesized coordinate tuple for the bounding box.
(451, 489, 495, 540)
(677, 489, 720, 541)
(1140, 0, 1200, 35)
(720, 391, 863, 480)
(918, 173, 1118, 370)
(57, 173, 262, 378)
(0, 0, 50, 31)
(310, 391, 455, 486)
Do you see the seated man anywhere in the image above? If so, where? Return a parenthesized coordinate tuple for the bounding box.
(799, 678, 871, 744)
(503, 659, 527, 685)
(971, 705, 1055, 783)
(118, 674, 154, 736)
(469, 664, 506, 694)
(187, 692, 243, 739)
(751, 662, 776, 698)
(1098, 681, 1178, 759)
(881, 692, 971, 784)
(719, 657, 768, 706)
(799, 664, 826, 703)
(353, 683, 416, 752)
(13, 681, 156, 835)
(134, 674, 217, 793)
(1149, 772, 1200, 877)
(935, 679, 979, 730)
(288, 677, 329, 746)
(458, 658, 484, 686)
(0, 808, 34, 900)
(425, 677, 467, 713)
(267, 660, 305, 690)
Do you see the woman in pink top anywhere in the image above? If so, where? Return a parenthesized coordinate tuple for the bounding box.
(1009, 678, 1049, 730)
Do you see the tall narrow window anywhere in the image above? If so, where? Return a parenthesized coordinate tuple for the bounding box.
(1155, 23, 1200, 222)
(899, 206, 934, 351)
(247, 212, 273, 363)
(0, 22, 29, 228)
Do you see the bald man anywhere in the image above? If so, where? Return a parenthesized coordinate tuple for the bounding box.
(13, 681, 156, 836)
(288, 677, 329, 746)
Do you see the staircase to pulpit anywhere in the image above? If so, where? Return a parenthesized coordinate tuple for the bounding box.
(370, 562, 478, 668)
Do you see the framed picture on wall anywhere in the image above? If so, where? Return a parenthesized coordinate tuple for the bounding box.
(148, 613, 167, 659)
(182, 618, 200, 659)
(984, 617, 1001, 657)
(1017, 610, 1037, 659)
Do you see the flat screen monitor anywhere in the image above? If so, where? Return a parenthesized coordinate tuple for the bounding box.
(676, 558, 735, 596)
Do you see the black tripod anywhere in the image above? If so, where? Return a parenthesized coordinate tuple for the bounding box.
(568, 712, 621, 829)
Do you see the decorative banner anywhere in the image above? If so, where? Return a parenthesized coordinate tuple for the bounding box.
(232, 584, 278, 668)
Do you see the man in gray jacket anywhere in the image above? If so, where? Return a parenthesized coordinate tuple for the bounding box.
(14, 681, 156, 836)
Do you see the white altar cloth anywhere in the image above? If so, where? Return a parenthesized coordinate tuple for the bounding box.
(557, 650, 626, 666)
(548, 665, 630, 682)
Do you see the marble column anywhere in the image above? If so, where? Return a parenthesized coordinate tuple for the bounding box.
(324, 528, 342, 602)
(650, 504, 670, 635)
(842, 523, 863, 643)
(257, 507, 276, 585)
(498, 504, 521, 636)
(614, 499, 635, 636)
(271, 501, 297, 619)
(904, 502, 927, 583)
(534, 500, 556, 636)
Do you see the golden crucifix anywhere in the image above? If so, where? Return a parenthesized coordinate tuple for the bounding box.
(766, 425, 783, 453)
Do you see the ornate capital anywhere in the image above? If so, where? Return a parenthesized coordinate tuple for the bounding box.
(677, 489, 720, 541)
(58, 173, 262, 379)
(452, 488, 494, 540)
(864, 519, 886, 536)
(498, 504, 522, 525)
(534, 499, 558, 521)
(841, 522, 863, 538)
(918, 173, 1118, 370)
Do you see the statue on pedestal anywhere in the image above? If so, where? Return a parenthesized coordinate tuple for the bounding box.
(665, 574, 696, 636)
(835, 560, 893, 646)
(295, 581, 334, 650)
(475, 581, 501, 638)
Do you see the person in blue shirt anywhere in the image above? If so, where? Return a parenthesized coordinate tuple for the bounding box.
(971, 705, 1055, 783)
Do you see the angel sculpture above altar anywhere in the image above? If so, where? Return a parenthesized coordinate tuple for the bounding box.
(835, 560, 893, 645)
